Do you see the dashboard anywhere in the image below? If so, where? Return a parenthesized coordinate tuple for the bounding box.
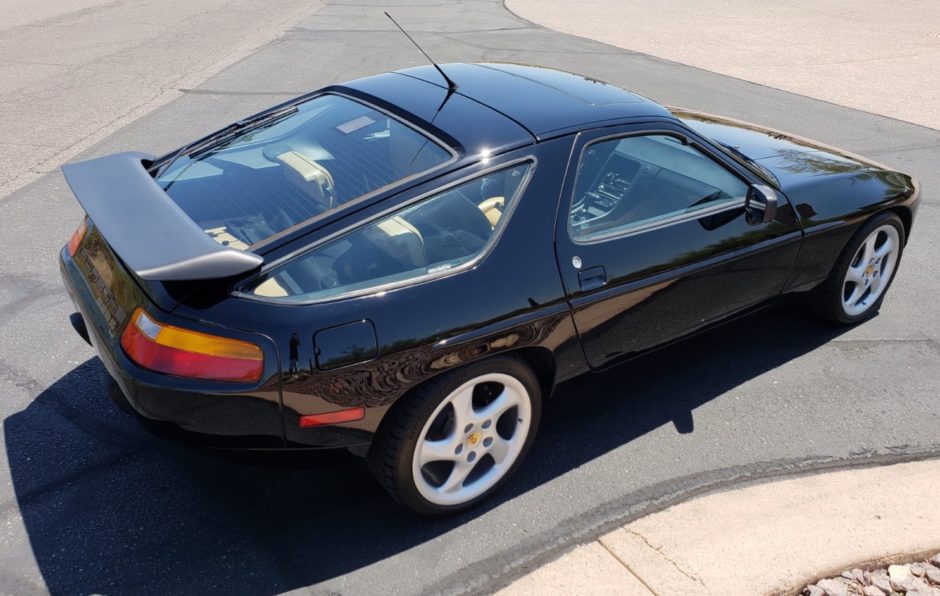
(570, 152, 648, 229)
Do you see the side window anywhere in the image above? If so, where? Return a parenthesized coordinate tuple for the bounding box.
(247, 162, 532, 301)
(568, 134, 747, 240)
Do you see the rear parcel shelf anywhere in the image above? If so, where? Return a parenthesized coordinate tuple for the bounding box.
(61, 152, 264, 281)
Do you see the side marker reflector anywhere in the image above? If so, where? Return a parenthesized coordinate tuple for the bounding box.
(298, 407, 366, 428)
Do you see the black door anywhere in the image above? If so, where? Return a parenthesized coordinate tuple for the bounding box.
(554, 123, 802, 369)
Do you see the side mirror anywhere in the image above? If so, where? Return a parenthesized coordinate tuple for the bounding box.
(745, 184, 778, 225)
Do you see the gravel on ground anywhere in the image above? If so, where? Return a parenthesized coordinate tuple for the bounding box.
(803, 553, 940, 596)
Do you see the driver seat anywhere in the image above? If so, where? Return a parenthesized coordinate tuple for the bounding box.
(276, 150, 335, 212)
(478, 196, 505, 228)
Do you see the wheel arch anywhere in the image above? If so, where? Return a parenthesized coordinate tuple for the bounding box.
(889, 205, 912, 245)
(511, 346, 556, 400)
(368, 344, 555, 447)
(364, 346, 547, 513)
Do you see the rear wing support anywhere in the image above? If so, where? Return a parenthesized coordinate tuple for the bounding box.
(62, 152, 264, 281)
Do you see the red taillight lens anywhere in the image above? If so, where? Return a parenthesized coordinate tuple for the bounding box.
(120, 308, 264, 382)
(67, 217, 88, 256)
(298, 408, 366, 428)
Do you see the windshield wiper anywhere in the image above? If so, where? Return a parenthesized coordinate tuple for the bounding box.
(153, 105, 299, 177)
(715, 141, 780, 186)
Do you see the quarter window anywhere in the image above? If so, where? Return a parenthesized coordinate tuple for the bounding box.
(568, 134, 747, 240)
(247, 163, 532, 302)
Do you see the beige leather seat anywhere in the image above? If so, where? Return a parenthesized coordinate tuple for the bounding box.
(478, 196, 505, 228)
(253, 276, 289, 297)
(276, 150, 335, 210)
(367, 216, 426, 269)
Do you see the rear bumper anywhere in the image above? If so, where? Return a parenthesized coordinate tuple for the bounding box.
(60, 249, 288, 449)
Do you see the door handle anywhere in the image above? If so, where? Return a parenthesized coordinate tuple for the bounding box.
(578, 265, 607, 291)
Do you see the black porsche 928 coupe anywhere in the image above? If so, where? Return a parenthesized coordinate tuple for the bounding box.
(60, 63, 919, 514)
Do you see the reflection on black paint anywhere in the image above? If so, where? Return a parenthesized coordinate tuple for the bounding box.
(4, 307, 849, 594)
(288, 332, 300, 376)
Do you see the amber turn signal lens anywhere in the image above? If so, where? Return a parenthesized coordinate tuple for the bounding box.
(121, 308, 264, 383)
(67, 216, 88, 257)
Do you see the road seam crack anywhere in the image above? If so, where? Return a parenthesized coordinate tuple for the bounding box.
(597, 538, 661, 595)
(620, 529, 708, 590)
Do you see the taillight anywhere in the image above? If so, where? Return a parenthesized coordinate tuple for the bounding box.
(67, 216, 88, 256)
(120, 308, 263, 382)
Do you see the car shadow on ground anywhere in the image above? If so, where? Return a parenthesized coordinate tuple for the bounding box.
(4, 304, 849, 595)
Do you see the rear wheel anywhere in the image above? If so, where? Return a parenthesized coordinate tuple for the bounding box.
(368, 355, 541, 515)
(812, 212, 905, 324)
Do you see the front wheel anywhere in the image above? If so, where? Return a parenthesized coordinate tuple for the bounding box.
(812, 212, 905, 324)
(368, 355, 541, 515)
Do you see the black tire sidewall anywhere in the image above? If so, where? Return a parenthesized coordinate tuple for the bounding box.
(390, 356, 542, 516)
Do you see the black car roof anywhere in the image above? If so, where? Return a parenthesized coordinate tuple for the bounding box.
(332, 68, 534, 156)
(400, 63, 674, 139)
(338, 63, 676, 150)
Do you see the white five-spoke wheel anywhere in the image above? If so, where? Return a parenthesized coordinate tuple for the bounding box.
(369, 355, 541, 515)
(841, 224, 900, 317)
(412, 372, 532, 506)
(813, 212, 906, 324)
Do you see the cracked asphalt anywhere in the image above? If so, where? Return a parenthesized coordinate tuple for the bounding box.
(0, 1, 938, 594)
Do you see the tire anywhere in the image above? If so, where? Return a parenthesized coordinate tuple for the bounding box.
(367, 355, 542, 516)
(811, 212, 905, 324)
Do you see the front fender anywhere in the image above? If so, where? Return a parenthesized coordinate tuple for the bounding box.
(783, 169, 918, 292)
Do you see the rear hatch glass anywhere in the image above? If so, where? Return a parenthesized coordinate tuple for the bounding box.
(154, 94, 454, 249)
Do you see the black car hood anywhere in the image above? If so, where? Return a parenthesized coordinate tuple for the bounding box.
(673, 108, 889, 190)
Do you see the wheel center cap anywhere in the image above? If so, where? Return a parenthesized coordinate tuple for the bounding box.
(865, 264, 874, 276)
(467, 431, 482, 447)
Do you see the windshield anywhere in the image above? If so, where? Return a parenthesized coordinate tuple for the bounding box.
(154, 94, 454, 248)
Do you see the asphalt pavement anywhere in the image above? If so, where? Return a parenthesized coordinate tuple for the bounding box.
(0, 0, 323, 198)
(0, 1, 938, 594)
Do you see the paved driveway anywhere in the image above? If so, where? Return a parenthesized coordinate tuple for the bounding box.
(508, 0, 940, 130)
(0, 0, 322, 198)
(0, 1, 938, 594)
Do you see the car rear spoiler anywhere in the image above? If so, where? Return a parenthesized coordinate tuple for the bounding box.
(61, 152, 264, 281)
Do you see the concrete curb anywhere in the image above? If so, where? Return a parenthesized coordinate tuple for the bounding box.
(498, 459, 940, 595)
(504, 0, 940, 132)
